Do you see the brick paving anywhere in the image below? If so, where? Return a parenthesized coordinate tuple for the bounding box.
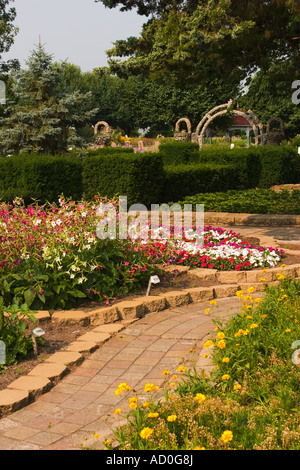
(0, 295, 247, 450)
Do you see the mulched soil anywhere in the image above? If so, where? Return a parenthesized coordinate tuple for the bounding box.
(0, 248, 299, 392)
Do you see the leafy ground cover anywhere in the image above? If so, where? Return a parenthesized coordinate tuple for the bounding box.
(176, 188, 300, 214)
(106, 277, 300, 450)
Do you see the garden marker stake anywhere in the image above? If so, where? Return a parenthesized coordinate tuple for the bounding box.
(146, 275, 160, 296)
(31, 328, 45, 356)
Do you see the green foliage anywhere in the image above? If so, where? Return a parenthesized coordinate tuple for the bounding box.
(0, 298, 36, 370)
(82, 152, 165, 207)
(162, 162, 240, 202)
(105, 0, 300, 90)
(177, 188, 300, 214)
(0, 153, 83, 204)
(158, 142, 199, 165)
(0, 43, 98, 155)
(0, 0, 19, 73)
(110, 278, 300, 450)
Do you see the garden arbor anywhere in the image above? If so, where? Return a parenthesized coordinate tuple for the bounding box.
(194, 100, 265, 149)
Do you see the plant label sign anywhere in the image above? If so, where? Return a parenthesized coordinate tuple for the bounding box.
(150, 276, 160, 284)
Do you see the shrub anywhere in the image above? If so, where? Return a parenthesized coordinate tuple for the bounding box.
(82, 152, 165, 207)
(0, 154, 83, 204)
(0, 299, 37, 370)
(162, 163, 240, 202)
(177, 188, 300, 214)
(158, 141, 199, 165)
(68, 147, 134, 160)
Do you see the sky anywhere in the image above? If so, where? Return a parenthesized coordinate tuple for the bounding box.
(3, 0, 145, 72)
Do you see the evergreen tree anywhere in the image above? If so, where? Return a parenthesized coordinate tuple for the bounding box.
(0, 43, 98, 155)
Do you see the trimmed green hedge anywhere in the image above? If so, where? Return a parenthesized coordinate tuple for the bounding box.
(82, 152, 165, 207)
(157, 142, 300, 189)
(158, 142, 199, 165)
(68, 147, 134, 159)
(162, 163, 240, 202)
(0, 143, 299, 208)
(0, 154, 83, 204)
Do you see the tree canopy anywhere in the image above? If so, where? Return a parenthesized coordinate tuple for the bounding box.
(100, 0, 300, 88)
(0, 0, 19, 72)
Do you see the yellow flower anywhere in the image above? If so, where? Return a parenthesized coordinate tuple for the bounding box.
(236, 290, 244, 299)
(194, 393, 206, 403)
(220, 430, 233, 443)
(244, 295, 253, 302)
(203, 340, 214, 348)
(210, 300, 217, 305)
(247, 286, 255, 293)
(167, 415, 177, 422)
(172, 374, 178, 379)
(246, 315, 253, 319)
(144, 383, 158, 392)
(115, 382, 132, 395)
(217, 332, 225, 340)
(93, 433, 101, 439)
(148, 412, 159, 418)
(285, 329, 291, 333)
(204, 308, 211, 314)
(140, 427, 154, 439)
(170, 382, 176, 387)
(194, 446, 205, 450)
(261, 314, 267, 319)
(203, 353, 209, 358)
(129, 402, 137, 409)
(143, 402, 150, 408)
(255, 297, 262, 303)
(114, 408, 121, 415)
(234, 383, 242, 391)
(217, 339, 226, 349)
(250, 323, 259, 329)
(222, 357, 230, 363)
(162, 369, 170, 375)
(222, 374, 230, 380)
(259, 278, 266, 282)
(129, 396, 138, 403)
(262, 269, 268, 273)
(177, 366, 186, 372)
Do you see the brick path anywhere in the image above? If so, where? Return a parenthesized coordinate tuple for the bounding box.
(0, 295, 247, 450)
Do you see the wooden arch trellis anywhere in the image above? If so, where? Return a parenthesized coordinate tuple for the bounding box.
(195, 100, 264, 149)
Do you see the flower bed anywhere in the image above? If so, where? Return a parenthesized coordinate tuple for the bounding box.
(0, 197, 284, 310)
(104, 278, 300, 450)
(136, 225, 283, 271)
